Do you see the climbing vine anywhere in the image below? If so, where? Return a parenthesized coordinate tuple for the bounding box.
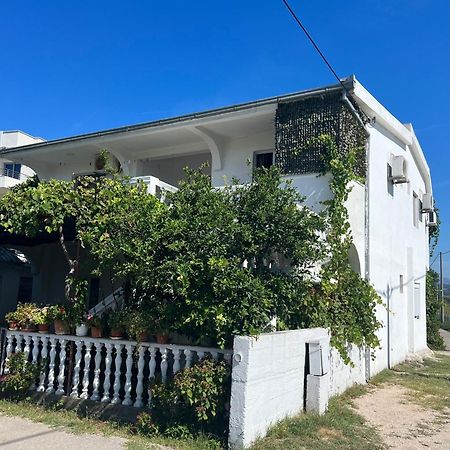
(296, 135, 382, 362)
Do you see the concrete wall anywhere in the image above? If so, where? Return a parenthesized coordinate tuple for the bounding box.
(228, 328, 329, 449)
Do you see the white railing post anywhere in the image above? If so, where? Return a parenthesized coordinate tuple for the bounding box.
(56, 339, 67, 395)
(173, 349, 181, 374)
(23, 335, 31, 359)
(37, 336, 49, 392)
(111, 344, 124, 404)
(46, 337, 57, 393)
(70, 340, 83, 398)
(184, 348, 192, 369)
(160, 347, 168, 383)
(31, 335, 40, 364)
(3, 333, 15, 374)
(148, 347, 157, 405)
(80, 341, 92, 399)
(134, 345, 146, 407)
(90, 343, 102, 401)
(122, 343, 134, 406)
(101, 342, 113, 403)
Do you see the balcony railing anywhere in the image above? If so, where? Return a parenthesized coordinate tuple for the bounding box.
(1, 167, 28, 181)
(1, 329, 232, 407)
(130, 175, 178, 204)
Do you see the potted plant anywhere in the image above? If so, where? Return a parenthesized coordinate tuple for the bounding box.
(15, 303, 39, 332)
(51, 305, 70, 335)
(34, 306, 54, 333)
(86, 313, 103, 338)
(125, 310, 152, 342)
(4, 311, 19, 331)
(107, 310, 126, 339)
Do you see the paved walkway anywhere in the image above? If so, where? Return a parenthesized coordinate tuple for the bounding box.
(440, 328, 450, 351)
(0, 415, 126, 449)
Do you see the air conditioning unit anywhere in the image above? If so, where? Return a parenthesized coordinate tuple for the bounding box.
(390, 155, 408, 183)
(427, 210, 437, 227)
(421, 192, 434, 212)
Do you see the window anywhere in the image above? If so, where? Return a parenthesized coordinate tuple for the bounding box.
(419, 198, 423, 222)
(387, 163, 394, 196)
(254, 152, 274, 169)
(399, 275, 404, 294)
(88, 278, 100, 309)
(4, 163, 22, 180)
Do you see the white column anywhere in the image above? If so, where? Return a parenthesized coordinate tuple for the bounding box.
(111, 344, 124, 404)
(184, 349, 192, 369)
(46, 337, 58, 393)
(211, 351, 219, 361)
(3, 333, 15, 374)
(173, 349, 181, 374)
(197, 350, 205, 362)
(90, 343, 103, 401)
(80, 341, 92, 399)
(70, 340, 83, 398)
(147, 347, 157, 405)
(122, 344, 134, 406)
(37, 336, 49, 392)
(101, 343, 113, 403)
(160, 348, 168, 383)
(55, 339, 67, 395)
(23, 335, 31, 359)
(133, 345, 146, 407)
(31, 335, 40, 364)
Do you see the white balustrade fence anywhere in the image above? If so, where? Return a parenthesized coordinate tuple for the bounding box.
(1, 330, 232, 408)
(130, 175, 178, 204)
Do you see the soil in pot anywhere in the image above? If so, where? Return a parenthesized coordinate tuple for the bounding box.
(137, 332, 150, 342)
(21, 323, 37, 332)
(90, 326, 103, 338)
(38, 324, 50, 334)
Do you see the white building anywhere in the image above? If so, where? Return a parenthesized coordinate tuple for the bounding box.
(0, 75, 433, 376)
(0, 130, 43, 196)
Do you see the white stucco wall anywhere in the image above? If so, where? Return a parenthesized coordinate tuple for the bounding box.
(367, 123, 428, 374)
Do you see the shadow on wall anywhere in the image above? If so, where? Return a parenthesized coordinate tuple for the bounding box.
(0, 247, 33, 320)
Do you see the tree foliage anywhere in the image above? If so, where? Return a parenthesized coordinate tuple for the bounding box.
(426, 269, 444, 350)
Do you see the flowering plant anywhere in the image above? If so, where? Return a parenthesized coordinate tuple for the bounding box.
(85, 313, 103, 328)
(49, 305, 69, 321)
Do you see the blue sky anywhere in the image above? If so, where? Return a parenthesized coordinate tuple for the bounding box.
(1, 1, 448, 272)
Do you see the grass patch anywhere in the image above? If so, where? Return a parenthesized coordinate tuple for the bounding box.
(250, 396, 385, 450)
(0, 398, 222, 450)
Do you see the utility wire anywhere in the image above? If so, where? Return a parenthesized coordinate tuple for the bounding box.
(281, 0, 347, 92)
(430, 250, 450, 268)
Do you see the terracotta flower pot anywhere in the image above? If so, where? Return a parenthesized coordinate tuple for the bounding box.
(7, 321, 18, 331)
(90, 326, 103, 338)
(156, 334, 170, 344)
(137, 332, 149, 342)
(54, 319, 70, 335)
(110, 327, 124, 340)
(38, 324, 50, 334)
(21, 322, 37, 332)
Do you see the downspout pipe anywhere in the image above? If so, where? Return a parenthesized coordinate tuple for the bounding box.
(341, 92, 370, 138)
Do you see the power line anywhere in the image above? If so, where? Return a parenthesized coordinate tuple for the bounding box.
(431, 250, 450, 268)
(280, 0, 347, 91)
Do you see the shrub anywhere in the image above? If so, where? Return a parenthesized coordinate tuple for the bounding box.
(150, 357, 231, 438)
(426, 269, 444, 350)
(0, 352, 43, 398)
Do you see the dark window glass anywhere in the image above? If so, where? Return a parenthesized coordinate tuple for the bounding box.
(4, 163, 21, 179)
(255, 152, 274, 169)
(88, 278, 100, 309)
(17, 276, 33, 302)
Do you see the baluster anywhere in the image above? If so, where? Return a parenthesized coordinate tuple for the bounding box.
(31, 336, 40, 364)
(224, 352, 232, 365)
(70, 340, 83, 398)
(111, 344, 124, 404)
(101, 343, 113, 403)
(210, 350, 219, 361)
(3, 334, 14, 374)
(184, 349, 192, 369)
(173, 349, 181, 374)
(46, 337, 58, 393)
(160, 348, 168, 384)
(197, 350, 205, 362)
(55, 339, 67, 395)
(23, 335, 31, 359)
(90, 343, 103, 401)
(37, 336, 49, 392)
(122, 344, 134, 406)
(133, 345, 146, 407)
(80, 341, 92, 399)
(147, 347, 157, 405)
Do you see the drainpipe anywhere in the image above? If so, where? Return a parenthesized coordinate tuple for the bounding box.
(341, 92, 370, 138)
